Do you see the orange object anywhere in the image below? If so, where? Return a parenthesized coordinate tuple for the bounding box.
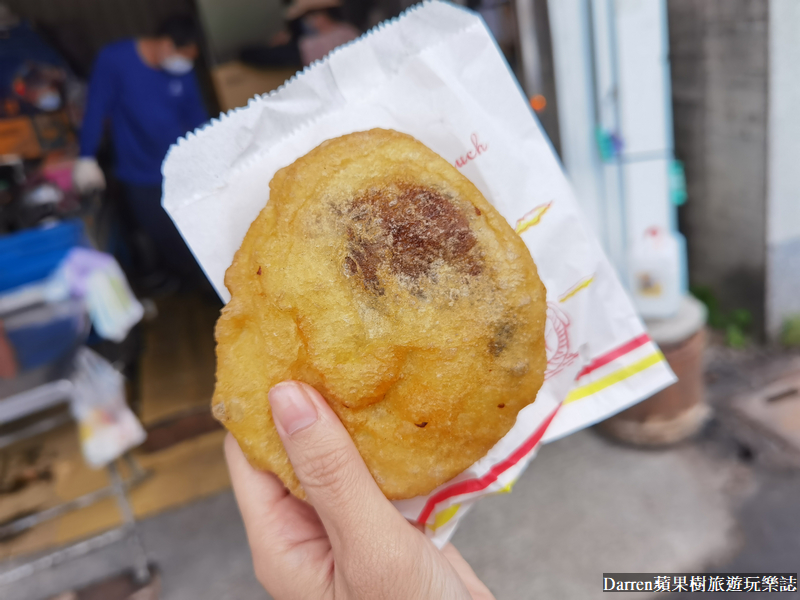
(4, 98, 20, 116)
(0, 116, 42, 158)
(530, 94, 547, 112)
(0, 323, 18, 379)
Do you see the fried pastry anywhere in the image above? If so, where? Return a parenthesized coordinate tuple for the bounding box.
(213, 129, 547, 500)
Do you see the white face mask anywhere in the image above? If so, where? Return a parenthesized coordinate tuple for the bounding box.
(36, 90, 61, 111)
(160, 55, 193, 75)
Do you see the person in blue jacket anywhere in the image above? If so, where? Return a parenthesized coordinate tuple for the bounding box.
(73, 15, 208, 288)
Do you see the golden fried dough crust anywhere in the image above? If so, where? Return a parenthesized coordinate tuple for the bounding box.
(213, 129, 547, 500)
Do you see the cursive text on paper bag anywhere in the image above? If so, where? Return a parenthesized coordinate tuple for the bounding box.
(454, 133, 488, 168)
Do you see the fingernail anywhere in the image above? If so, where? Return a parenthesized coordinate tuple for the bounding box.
(269, 382, 318, 435)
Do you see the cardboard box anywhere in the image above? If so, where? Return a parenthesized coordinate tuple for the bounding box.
(211, 61, 298, 112)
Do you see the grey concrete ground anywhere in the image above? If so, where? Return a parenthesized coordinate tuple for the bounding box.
(3, 347, 799, 600)
(453, 429, 742, 600)
(0, 489, 267, 600)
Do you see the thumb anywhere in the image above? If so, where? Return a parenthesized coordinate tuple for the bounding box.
(268, 381, 407, 549)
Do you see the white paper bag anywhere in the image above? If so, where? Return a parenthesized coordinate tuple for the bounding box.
(163, 0, 675, 546)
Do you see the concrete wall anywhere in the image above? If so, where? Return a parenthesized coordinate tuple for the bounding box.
(766, 0, 800, 340)
(668, 0, 769, 332)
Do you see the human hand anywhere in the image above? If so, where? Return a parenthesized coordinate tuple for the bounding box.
(225, 380, 496, 600)
(72, 157, 106, 193)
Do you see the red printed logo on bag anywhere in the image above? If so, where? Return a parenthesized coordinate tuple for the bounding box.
(544, 302, 579, 380)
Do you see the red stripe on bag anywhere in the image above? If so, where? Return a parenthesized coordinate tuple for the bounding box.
(417, 332, 651, 525)
(418, 406, 560, 525)
(575, 333, 651, 380)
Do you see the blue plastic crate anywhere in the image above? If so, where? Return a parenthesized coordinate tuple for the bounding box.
(0, 220, 86, 293)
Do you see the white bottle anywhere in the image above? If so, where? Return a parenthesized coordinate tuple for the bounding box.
(628, 227, 682, 319)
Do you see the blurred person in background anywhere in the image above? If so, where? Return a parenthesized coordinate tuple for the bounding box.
(242, 0, 360, 69)
(288, 0, 360, 66)
(72, 15, 208, 291)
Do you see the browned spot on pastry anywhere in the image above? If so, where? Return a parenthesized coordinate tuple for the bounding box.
(415, 422, 428, 428)
(488, 322, 514, 356)
(347, 240, 384, 295)
(343, 183, 483, 294)
(344, 256, 357, 276)
(497, 403, 505, 408)
(475, 207, 481, 216)
(256, 266, 262, 275)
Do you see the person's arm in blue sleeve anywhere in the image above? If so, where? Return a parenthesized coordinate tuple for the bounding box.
(79, 49, 117, 158)
(183, 73, 209, 132)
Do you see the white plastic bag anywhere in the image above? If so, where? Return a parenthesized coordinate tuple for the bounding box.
(43, 247, 144, 342)
(70, 347, 146, 468)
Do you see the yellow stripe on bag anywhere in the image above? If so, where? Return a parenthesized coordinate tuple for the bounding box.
(431, 504, 461, 531)
(564, 352, 665, 404)
(559, 276, 594, 303)
(497, 477, 518, 494)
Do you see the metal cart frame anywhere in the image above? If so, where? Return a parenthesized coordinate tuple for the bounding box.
(0, 368, 151, 588)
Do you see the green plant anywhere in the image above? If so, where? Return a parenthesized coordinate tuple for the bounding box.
(690, 286, 753, 348)
(690, 285, 726, 329)
(782, 315, 800, 347)
(726, 323, 748, 349)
